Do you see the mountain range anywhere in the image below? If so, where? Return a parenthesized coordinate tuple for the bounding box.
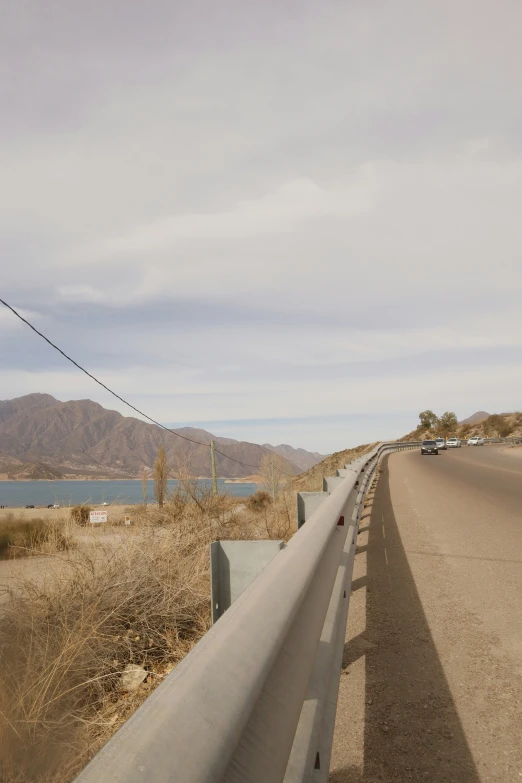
(0, 394, 325, 479)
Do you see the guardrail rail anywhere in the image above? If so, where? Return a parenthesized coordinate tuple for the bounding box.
(74, 441, 420, 783)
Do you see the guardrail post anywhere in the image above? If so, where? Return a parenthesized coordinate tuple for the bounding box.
(210, 540, 285, 624)
(322, 476, 345, 493)
(297, 491, 328, 529)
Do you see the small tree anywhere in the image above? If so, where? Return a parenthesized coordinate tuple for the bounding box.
(438, 411, 458, 436)
(142, 468, 149, 505)
(419, 410, 439, 430)
(153, 446, 169, 508)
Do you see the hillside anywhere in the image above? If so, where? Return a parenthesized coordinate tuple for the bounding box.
(401, 411, 522, 443)
(0, 395, 324, 479)
(293, 442, 377, 492)
(0, 453, 67, 481)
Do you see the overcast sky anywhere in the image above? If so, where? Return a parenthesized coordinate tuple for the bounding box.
(1, 0, 521, 453)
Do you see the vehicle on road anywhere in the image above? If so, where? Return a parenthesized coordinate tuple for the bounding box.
(467, 437, 484, 446)
(435, 438, 447, 451)
(421, 440, 439, 455)
(446, 437, 461, 448)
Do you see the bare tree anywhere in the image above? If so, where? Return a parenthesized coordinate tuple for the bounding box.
(153, 446, 169, 508)
(142, 468, 149, 506)
(260, 453, 294, 500)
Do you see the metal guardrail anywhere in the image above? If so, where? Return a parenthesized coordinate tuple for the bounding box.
(483, 436, 522, 444)
(73, 441, 420, 783)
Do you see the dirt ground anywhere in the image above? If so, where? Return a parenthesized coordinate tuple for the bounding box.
(330, 448, 522, 782)
(0, 504, 133, 523)
(0, 512, 147, 612)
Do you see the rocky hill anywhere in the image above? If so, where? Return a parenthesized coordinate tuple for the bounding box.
(292, 442, 378, 492)
(262, 443, 326, 472)
(0, 394, 324, 479)
(459, 411, 490, 425)
(0, 452, 68, 481)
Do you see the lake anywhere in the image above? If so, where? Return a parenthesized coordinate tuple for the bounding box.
(0, 479, 260, 508)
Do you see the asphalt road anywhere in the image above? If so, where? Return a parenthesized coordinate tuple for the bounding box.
(330, 445, 522, 782)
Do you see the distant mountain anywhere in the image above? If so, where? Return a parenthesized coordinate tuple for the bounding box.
(0, 395, 324, 479)
(263, 443, 327, 472)
(459, 411, 490, 425)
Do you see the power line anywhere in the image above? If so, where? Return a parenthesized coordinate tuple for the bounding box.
(0, 297, 294, 476)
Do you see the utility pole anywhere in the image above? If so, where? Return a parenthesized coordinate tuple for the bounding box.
(210, 440, 218, 496)
(270, 458, 276, 502)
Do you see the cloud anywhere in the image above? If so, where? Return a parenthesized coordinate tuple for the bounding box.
(57, 285, 105, 303)
(1, 0, 521, 451)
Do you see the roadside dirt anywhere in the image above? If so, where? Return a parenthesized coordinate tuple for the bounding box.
(500, 445, 522, 459)
(330, 449, 522, 782)
(0, 504, 132, 522)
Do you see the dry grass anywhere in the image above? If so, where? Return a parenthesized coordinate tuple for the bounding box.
(0, 482, 295, 783)
(0, 516, 75, 561)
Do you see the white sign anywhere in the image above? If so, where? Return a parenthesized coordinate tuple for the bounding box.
(90, 510, 107, 524)
(124, 515, 131, 525)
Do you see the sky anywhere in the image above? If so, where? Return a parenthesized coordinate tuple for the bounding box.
(1, 0, 521, 453)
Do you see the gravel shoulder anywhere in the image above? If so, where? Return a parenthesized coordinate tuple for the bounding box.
(330, 447, 522, 782)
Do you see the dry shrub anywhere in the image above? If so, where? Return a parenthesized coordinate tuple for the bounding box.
(0, 518, 73, 561)
(246, 490, 272, 513)
(244, 489, 295, 541)
(70, 506, 92, 526)
(0, 490, 272, 783)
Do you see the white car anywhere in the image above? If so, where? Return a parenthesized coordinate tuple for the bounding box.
(446, 438, 461, 448)
(467, 437, 484, 446)
(434, 438, 447, 451)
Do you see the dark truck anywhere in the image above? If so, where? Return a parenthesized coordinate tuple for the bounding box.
(421, 440, 438, 455)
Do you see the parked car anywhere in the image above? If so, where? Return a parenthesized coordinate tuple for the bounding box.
(421, 440, 439, 455)
(25, 505, 35, 509)
(446, 437, 461, 448)
(53, 503, 60, 509)
(434, 438, 447, 451)
(467, 437, 484, 446)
